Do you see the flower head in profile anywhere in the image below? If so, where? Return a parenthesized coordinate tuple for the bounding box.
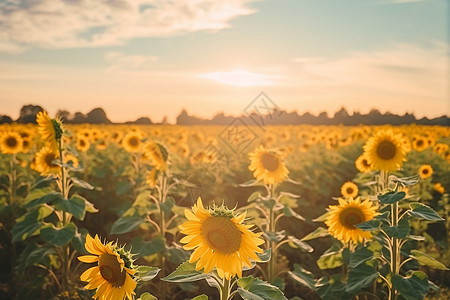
(36, 110, 64, 151)
(78, 234, 137, 300)
(34, 146, 60, 175)
(363, 129, 407, 172)
(248, 145, 289, 185)
(144, 142, 168, 172)
(325, 197, 378, 244)
(179, 198, 264, 279)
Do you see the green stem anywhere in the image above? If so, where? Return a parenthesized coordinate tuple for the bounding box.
(9, 154, 17, 296)
(220, 277, 231, 300)
(58, 142, 70, 295)
(267, 184, 276, 283)
(390, 201, 399, 300)
(159, 176, 168, 300)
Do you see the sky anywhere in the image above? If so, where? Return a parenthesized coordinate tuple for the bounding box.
(0, 0, 448, 123)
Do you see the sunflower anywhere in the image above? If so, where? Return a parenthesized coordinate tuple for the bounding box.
(340, 182, 358, 198)
(122, 132, 143, 153)
(418, 164, 433, 179)
(248, 145, 289, 185)
(144, 142, 168, 172)
(433, 143, 448, 155)
(78, 234, 137, 300)
(434, 183, 445, 194)
(363, 129, 407, 172)
(34, 146, 60, 175)
(76, 136, 91, 152)
(64, 153, 79, 168)
(146, 168, 158, 188)
(325, 197, 378, 244)
(412, 136, 428, 152)
(355, 154, 372, 173)
(0, 131, 23, 154)
(36, 110, 64, 151)
(179, 198, 264, 280)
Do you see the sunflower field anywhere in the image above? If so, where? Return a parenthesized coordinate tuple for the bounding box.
(0, 112, 449, 300)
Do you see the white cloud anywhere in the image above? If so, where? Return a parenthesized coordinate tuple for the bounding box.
(0, 0, 259, 53)
(104, 51, 158, 71)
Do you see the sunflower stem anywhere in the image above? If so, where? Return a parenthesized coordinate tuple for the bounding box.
(8, 154, 17, 296)
(389, 200, 400, 300)
(159, 175, 168, 300)
(267, 184, 277, 283)
(220, 277, 231, 300)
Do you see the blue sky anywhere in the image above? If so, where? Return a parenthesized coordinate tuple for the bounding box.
(0, 0, 447, 122)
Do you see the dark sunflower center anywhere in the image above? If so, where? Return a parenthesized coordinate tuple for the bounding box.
(362, 159, 370, 167)
(339, 207, 365, 229)
(44, 153, 58, 167)
(99, 254, 126, 287)
(416, 140, 424, 147)
(23, 140, 29, 148)
(346, 187, 354, 195)
(80, 139, 86, 147)
(6, 137, 18, 147)
(422, 169, 429, 175)
(261, 152, 280, 172)
(376, 141, 396, 160)
(128, 137, 139, 147)
(201, 216, 242, 254)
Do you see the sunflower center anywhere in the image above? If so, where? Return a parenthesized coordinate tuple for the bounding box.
(339, 207, 365, 229)
(362, 159, 370, 167)
(44, 153, 58, 167)
(128, 137, 139, 147)
(261, 153, 280, 172)
(80, 139, 86, 147)
(201, 216, 241, 254)
(99, 254, 126, 287)
(416, 140, 424, 147)
(422, 169, 429, 175)
(346, 187, 354, 195)
(6, 137, 18, 147)
(376, 141, 396, 160)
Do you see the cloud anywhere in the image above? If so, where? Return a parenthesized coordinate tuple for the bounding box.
(104, 51, 158, 71)
(0, 0, 259, 53)
(198, 69, 278, 86)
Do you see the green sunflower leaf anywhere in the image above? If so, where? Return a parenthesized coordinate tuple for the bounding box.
(40, 222, 77, 247)
(288, 264, 316, 291)
(408, 203, 444, 221)
(391, 271, 429, 300)
(162, 261, 211, 282)
(237, 276, 287, 300)
(410, 250, 448, 270)
(378, 191, 406, 204)
(301, 227, 330, 241)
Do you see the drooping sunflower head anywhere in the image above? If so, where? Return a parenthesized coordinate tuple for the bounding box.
(340, 182, 359, 199)
(355, 153, 372, 173)
(36, 110, 64, 151)
(434, 183, 445, 194)
(144, 142, 168, 172)
(325, 197, 378, 244)
(0, 131, 23, 154)
(78, 235, 137, 300)
(122, 132, 143, 153)
(363, 129, 407, 172)
(179, 198, 264, 280)
(34, 146, 60, 175)
(248, 145, 289, 185)
(418, 164, 433, 179)
(146, 168, 158, 188)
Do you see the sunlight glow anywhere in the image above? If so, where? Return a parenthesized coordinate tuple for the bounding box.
(198, 70, 275, 86)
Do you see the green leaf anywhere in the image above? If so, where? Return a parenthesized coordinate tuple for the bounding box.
(410, 250, 448, 270)
(262, 199, 276, 209)
(382, 217, 409, 239)
(239, 179, 263, 187)
(378, 191, 406, 204)
(392, 271, 429, 300)
(301, 227, 330, 241)
(283, 206, 305, 221)
(25, 192, 64, 209)
(110, 216, 145, 235)
(116, 180, 133, 196)
(192, 296, 208, 300)
(349, 247, 377, 268)
(17, 243, 56, 274)
(40, 223, 77, 247)
(160, 197, 175, 214)
(354, 219, 381, 231)
(54, 195, 86, 220)
(286, 236, 313, 252)
(312, 211, 330, 222)
(237, 276, 287, 300)
(131, 235, 166, 256)
(248, 191, 262, 202)
(390, 174, 420, 186)
(315, 275, 350, 300)
(162, 261, 211, 282)
(288, 264, 316, 291)
(243, 249, 272, 271)
(408, 203, 444, 221)
(70, 177, 94, 190)
(317, 245, 343, 270)
(263, 230, 286, 243)
(137, 292, 158, 300)
(135, 266, 160, 281)
(12, 206, 53, 242)
(346, 262, 378, 294)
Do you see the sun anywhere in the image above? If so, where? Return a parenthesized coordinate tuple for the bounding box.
(199, 70, 275, 86)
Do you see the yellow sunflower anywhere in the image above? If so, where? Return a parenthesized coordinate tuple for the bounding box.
(179, 198, 264, 280)
(122, 132, 143, 153)
(363, 129, 407, 172)
(434, 183, 445, 194)
(433, 143, 448, 155)
(325, 197, 378, 244)
(64, 153, 79, 168)
(78, 234, 137, 300)
(412, 136, 428, 152)
(144, 142, 168, 172)
(355, 154, 372, 173)
(36, 110, 64, 151)
(340, 182, 359, 199)
(76, 136, 91, 152)
(248, 145, 289, 185)
(146, 168, 158, 188)
(34, 146, 60, 175)
(0, 131, 23, 154)
(418, 164, 433, 179)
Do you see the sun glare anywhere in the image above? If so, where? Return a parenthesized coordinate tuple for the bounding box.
(199, 70, 275, 87)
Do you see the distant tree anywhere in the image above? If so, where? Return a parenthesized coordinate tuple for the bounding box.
(134, 117, 153, 125)
(85, 108, 111, 124)
(72, 112, 86, 124)
(16, 104, 44, 123)
(0, 115, 13, 124)
(56, 110, 71, 122)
